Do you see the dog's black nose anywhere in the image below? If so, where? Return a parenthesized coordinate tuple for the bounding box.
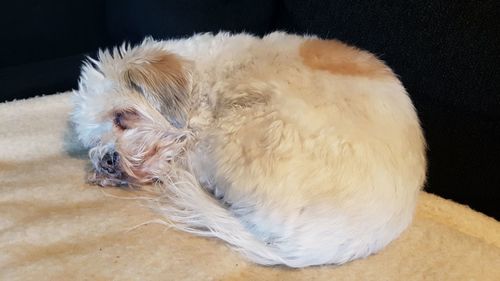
(100, 151, 119, 174)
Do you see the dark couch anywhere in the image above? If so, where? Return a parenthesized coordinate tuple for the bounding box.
(1, 0, 498, 219)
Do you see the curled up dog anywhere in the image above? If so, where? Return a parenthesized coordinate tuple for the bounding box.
(71, 32, 427, 267)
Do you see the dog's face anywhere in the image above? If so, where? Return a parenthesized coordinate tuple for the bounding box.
(72, 41, 192, 186)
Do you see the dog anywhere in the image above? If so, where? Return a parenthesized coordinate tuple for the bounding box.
(71, 32, 426, 267)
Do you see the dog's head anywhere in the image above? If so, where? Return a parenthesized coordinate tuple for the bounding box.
(72, 39, 192, 186)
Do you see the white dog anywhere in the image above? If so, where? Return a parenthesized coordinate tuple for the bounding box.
(71, 32, 426, 267)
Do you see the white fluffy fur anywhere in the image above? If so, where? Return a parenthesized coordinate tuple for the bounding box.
(72, 32, 426, 267)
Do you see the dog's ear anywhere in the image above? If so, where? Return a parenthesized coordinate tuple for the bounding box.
(121, 45, 191, 128)
(95, 41, 192, 127)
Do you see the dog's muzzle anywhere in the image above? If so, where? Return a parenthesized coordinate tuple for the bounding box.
(88, 146, 129, 187)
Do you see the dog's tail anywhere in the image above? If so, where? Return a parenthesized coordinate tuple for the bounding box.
(152, 168, 291, 266)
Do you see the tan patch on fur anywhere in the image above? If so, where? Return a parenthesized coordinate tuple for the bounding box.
(299, 39, 392, 78)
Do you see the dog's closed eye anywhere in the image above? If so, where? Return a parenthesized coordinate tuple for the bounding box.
(113, 109, 139, 130)
(114, 112, 127, 130)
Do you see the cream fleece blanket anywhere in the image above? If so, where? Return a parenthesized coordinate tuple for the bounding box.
(1, 92, 499, 281)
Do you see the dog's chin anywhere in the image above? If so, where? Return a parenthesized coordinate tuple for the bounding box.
(87, 169, 130, 187)
(86, 167, 158, 188)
